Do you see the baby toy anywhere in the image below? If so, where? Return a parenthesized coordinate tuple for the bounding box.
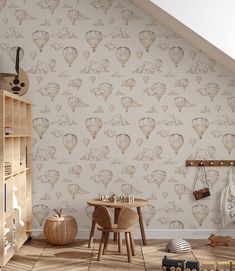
(13, 186, 24, 226)
(208, 234, 232, 247)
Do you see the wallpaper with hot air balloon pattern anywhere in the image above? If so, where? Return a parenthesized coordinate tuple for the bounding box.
(0, 0, 235, 233)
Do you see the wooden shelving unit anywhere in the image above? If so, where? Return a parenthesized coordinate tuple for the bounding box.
(0, 90, 32, 267)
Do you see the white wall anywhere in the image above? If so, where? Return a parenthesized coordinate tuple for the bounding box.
(151, 0, 235, 60)
(0, 0, 235, 238)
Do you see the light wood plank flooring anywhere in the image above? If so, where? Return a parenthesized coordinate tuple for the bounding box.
(2, 239, 235, 270)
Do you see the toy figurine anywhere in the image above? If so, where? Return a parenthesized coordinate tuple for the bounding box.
(208, 234, 232, 247)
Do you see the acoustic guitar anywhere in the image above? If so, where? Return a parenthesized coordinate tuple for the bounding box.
(6, 47, 29, 96)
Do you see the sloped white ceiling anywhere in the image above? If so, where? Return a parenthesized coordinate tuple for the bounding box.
(151, 0, 235, 60)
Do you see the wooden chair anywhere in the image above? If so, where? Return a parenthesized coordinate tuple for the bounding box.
(92, 206, 139, 262)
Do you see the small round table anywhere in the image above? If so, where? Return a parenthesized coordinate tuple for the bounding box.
(87, 198, 148, 247)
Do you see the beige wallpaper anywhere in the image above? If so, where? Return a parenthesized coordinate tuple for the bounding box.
(0, 0, 235, 232)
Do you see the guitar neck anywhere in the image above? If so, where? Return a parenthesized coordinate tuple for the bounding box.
(15, 47, 20, 74)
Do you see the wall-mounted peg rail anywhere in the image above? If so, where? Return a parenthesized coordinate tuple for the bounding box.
(186, 160, 235, 167)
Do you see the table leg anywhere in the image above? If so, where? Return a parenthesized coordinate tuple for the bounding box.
(113, 208, 120, 241)
(137, 207, 147, 246)
(88, 206, 98, 248)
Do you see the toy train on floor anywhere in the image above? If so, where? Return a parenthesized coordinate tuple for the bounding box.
(162, 256, 235, 271)
(162, 256, 199, 271)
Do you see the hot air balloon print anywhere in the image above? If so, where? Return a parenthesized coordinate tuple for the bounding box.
(9, 46, 24, 62)
(121, 9, 141, 25)
(32, 30, 49, 52)
(228, 97, 235, 112)
(14, 9, 35, 25)
(33, 204, 49, 226)
(63, 47, 77, 67)
(90, 169, 113, 188)
(197, 83, 219, 101)
(174, 96, 194, 112)
(142, 205, 156, 226)
(144, 83, 166, 102)
(33, 117, 49, 139)
(192, 117, 209, 139)
(116, 133, 131, 154)
(67, 9, 89, 25)
(169, 46, 184, 67)
(206, 170, 219, 188)
(37, 0, 60, 14)
(138, 30, 156, 52)
(192, 204, 209, 226)
(91, 82, 113, 101)
(175, 78, 189, 90)
(174, 184, 186, 199)
(120, 96, 142, 112)
(67, 97, 88, 112)
(90, 0, 113, 14)
(44, 83, 60, 101)
(222, 133, 235, 154)
(42, 170, 60, 188)
(69, 165, 82, 177)
(121, 78, 135, 90)
(62, 133, 78, 154)
(169, 133, 184, 154)
(85, 30, 103, 52)
(67, 184, 88, 199)
(121, 184, 141, 196)
(115, 46, 131, 67)
(168, 220, 184, 229)
(139, 117, 156, 139)
(144, 169, 167, 188)
(85, 117, 103, 139)
(15, 9, 27, 25)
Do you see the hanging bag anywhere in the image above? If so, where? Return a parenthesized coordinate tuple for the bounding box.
(193, 165, 210, 200)
(220, 165, 235, 228)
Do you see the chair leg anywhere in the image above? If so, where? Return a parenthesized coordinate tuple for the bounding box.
(118, 232, 122, 253)
(103, 232, 109, 255)
(129, 232, 136, 256)
(125, 232, 131, 262)
(97, 231, 105, 261)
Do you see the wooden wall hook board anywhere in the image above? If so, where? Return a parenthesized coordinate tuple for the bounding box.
(186, 160, 235, 167)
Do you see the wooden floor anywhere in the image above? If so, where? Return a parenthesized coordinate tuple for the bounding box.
(2, 239, 235, 270)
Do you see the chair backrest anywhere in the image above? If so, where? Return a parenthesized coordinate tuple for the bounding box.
(117, 208, 139, 229)
(92, 206, 112, 229)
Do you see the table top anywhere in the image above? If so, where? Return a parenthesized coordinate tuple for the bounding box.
(87, 198, 148, 208)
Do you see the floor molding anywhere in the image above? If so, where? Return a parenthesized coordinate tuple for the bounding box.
(31, 228, 235, 239)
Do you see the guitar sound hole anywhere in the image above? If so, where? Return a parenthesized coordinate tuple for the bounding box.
(12, 86, 21, 93)
(13, 78, 20, 84)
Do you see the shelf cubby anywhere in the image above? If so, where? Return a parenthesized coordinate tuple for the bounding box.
(0, 90, 32, 267)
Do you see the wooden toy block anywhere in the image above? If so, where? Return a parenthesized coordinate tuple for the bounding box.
(231, 261, 235, 271)
(201, 261, 217, 271)
(217, 261, 231, 271)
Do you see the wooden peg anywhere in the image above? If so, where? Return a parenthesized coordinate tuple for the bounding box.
(200, 161, 204, 166)
(210, 161, 214, 166)
(220, 161, 224, 166)
(230, 161, 234, 166)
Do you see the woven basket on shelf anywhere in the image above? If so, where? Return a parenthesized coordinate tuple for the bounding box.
(43, 209, 78, 245)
